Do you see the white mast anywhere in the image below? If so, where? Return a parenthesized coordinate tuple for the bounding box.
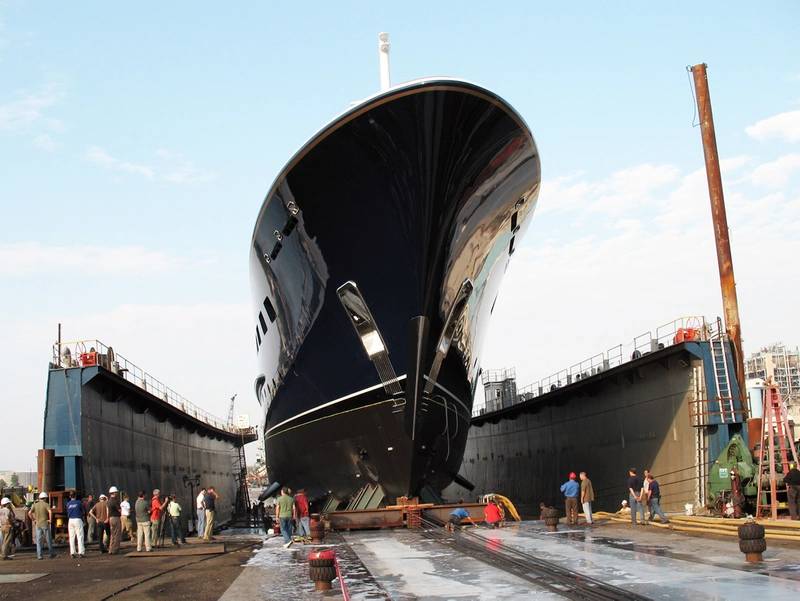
(378, 32, 391, 91)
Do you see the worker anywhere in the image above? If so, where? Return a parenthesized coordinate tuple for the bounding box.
(203, 486, 219, 541)
(134, 491, 152, 552)
(107, 486, 122, 554)
(642, 469, 652, 520)
(29, 492, 55, 560)
(150, 489, 168, 547)
(195, 487, 207, 537)
(167, 494, 185, 546)
(785, 462, 800, 520)
(627, 468, 645, 526)
(579, 471, 595, 525)
(446, 506, 471, 532)
(484, 499, 503, 529)
(120, 494, 134, 541)
(276, 487, 295, 546)
(0, 498, 17, 560)
(645, 474, 670, 523)
(65, 491, 85, 558)
(261, 503, 274, 534)
(294, 488, 311, 542)
(90, 493, 110, 552)
(560, 472, 580, 525)
(83, 493, 97, 544)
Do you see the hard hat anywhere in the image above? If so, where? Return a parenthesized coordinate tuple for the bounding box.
(39, 492, 48, 499)
(0, 497, 9, 505)
(569, 472, 577, 479)
(99, 494, 108, 500)
(109, 486, 119, 493)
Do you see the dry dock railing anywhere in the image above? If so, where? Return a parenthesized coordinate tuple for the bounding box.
(476, 316, 722, 416)
(52, 339, 254, 436)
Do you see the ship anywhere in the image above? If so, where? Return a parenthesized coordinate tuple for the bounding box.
(250, 75, 541, 506)
(43, 339, 257, 525)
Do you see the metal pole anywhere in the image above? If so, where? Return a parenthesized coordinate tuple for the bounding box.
(689, 63, 748, 417)
(378, 32, 391, 91)
(57, 323, 62, 367)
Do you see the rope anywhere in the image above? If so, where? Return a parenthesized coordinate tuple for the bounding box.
(686, 65, 699, 127)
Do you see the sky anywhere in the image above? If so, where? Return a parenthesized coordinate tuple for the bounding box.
(1, 1, 799, 470)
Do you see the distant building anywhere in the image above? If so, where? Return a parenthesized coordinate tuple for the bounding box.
(746, 343, 800, 422)
(481, 368, 518, 413)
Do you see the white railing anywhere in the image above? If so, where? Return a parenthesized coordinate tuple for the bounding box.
(475, 316, 720, 416)
(52, 339, 257, 437)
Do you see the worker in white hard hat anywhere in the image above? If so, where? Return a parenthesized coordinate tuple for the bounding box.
(107, 486, 122, 554)
(29, 492, 55, 559)
(0, 497, 18, 560)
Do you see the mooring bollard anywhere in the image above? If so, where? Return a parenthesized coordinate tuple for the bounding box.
(308, 549, 337, 591)
(310, 513, 324, 544)
(541, 507, 560, 532)
(737, 519, 766, 563)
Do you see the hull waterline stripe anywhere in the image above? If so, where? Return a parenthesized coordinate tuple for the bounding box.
(266, 386, 470, 440)
(265, 376, 405, 436)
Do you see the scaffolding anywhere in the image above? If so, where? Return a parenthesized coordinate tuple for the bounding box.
(746, 343, 800, 421)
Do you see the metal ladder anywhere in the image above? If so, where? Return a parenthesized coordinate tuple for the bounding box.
(709, 336, 735, 423)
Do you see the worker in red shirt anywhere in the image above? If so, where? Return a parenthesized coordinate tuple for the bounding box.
(294, 489, 311, 541)
(150, 489, 168, 547)
(484, 499, 503, 529)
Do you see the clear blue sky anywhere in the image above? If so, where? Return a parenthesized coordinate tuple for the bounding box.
(2, 1, 799, 469)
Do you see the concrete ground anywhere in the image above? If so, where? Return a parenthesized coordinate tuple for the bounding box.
(0, 533, 262, 601)
(4, 519, 800, 599)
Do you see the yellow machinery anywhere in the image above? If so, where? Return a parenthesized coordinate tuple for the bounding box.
(480, 493, 521, 521)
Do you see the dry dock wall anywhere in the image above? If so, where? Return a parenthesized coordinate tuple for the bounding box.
(446, 343, 743, 516)
(44, 366, 238, 524)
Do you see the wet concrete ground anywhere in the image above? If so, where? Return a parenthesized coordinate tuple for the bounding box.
(222, 519, 800, 600)
(5, 519, 800, 599)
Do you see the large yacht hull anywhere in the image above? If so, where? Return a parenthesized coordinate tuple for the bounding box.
(250, 78, 540, 503)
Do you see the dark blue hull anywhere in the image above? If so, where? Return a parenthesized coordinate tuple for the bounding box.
(250, 79, 540, 502)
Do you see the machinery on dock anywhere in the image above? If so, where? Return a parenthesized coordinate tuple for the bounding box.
(707, 435, 758, 516)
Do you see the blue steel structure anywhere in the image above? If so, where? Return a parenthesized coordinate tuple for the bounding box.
(43, 361, 256, 524)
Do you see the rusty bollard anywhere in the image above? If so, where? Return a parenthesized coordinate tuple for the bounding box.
(308, 550, 337, 591)
(541, 507, 560, 532)
(309, 513, 325, 544)
(737, 519, 766, 563)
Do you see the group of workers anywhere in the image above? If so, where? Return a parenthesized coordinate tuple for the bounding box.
(447, 498, 504, 531)
(0, 485, 220, 560)
(559, 471, 595, 525)
(557, 468, 669, 526)
(624, 468, 670, 525)
(273, 487, 310, 547)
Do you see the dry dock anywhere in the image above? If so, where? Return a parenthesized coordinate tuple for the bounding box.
(3, 517, 800, 599)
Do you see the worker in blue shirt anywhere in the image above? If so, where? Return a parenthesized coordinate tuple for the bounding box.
(446, 507, 473, 532)
(65, 491, 86, 558)
(560, 472, 580, 525)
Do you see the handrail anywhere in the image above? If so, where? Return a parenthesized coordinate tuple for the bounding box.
(475, 315, 720, 416)
(52, 339, 257, 437)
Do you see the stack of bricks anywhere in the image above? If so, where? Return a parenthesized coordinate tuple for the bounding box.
(406, 506, 422, 529)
